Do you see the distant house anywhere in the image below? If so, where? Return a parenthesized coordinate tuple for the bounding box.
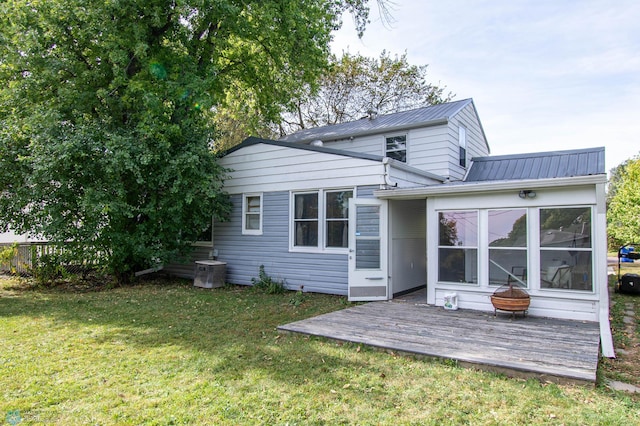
(171, 98, 615, 357)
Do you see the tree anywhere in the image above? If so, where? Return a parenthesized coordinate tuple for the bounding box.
(0, 0, 375, 282)
(278, 50, 453, 135)
(608, 156, 640, 249)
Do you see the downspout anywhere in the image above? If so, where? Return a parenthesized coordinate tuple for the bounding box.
(596, 182, 615, 358)
(382, 157, 398, 188)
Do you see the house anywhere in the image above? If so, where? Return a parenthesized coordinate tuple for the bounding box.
(178, 98, 615, 357)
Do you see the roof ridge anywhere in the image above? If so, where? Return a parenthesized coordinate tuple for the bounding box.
(471, 146, 604, 162)
(279, 98, 474, 143)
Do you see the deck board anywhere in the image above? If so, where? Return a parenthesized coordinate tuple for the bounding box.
(278, 301, 601, 384)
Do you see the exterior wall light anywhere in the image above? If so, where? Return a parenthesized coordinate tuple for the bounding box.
(518, 190, 536, 199)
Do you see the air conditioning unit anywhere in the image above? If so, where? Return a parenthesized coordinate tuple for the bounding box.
(194, 260, 226, 289)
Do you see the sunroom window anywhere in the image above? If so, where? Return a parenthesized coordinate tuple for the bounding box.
(488, 209, 528, 287)
(438, 211, 478, 284)
(540, 207, 593, 291)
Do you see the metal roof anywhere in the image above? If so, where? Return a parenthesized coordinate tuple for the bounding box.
(280, 99, 475, 143)
(464, 147, 605, 182)
(224, 136, 384, 162)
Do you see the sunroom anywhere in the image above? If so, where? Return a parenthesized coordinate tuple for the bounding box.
(374, 147, 614, 356)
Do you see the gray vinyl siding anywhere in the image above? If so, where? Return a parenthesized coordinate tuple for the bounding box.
(356, 185, 378, 198)
(448, 103, 490, 180)
(214, 191, 349, 295)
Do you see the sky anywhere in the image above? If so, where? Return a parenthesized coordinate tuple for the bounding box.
(331, 0, 640, 173)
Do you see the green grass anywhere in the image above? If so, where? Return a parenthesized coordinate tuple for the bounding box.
(1, 276, 639, 425)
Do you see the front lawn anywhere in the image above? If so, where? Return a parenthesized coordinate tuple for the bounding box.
(1, 276, 638, 425)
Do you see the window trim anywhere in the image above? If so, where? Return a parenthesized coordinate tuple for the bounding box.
(242, 193, 263, 235)
(289, 188, 354, 253)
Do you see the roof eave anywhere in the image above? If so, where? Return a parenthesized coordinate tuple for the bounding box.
(373, 174, 607, 199)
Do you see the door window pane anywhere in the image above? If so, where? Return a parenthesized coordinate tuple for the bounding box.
(356, 240, 380, 269)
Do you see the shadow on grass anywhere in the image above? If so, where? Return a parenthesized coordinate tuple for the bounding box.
(0, 276, 372, 388)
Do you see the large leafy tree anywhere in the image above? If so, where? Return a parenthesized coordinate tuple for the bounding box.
(0, 0, 374, 281)
(278, 50, 453, 136)
(213, 50, 453, 150)
(608, 156, 640, 249)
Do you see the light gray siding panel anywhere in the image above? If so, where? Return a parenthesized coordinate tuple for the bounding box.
(356, 185, 379, 198)
(322, 134, 383, 156)
(214, 191, 350, 295)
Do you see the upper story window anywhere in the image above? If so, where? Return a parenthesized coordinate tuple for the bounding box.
(386, 135, 407, 162)
(458, 126, 467, 168)
(242, 193, 263, 235)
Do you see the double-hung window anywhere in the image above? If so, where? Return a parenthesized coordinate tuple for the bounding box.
(242, 193, 263, 235)
(292, 189, 353, 251)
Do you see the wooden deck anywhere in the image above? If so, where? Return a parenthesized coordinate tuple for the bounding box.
(278, 301, 601, 384)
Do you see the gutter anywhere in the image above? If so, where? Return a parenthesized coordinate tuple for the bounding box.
(373, 175, 607, 199)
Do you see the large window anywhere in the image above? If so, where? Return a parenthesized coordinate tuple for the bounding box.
(242, 193, 262, 235)
(438, 211, 478, 284)
(540, 207, 592, 291)
(437, 206, 595, 292)
(488, 209, 527, 287)
(386, 135, 407, 162)
(292, 189, 353, 250)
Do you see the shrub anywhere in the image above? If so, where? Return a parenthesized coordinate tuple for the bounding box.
(251, 265, 286, 294)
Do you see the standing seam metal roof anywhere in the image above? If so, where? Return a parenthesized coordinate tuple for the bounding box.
(279, 99, 474, 143)
(464, 147, 605, 182)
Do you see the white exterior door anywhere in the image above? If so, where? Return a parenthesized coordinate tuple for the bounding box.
(348, 198, 388, 301)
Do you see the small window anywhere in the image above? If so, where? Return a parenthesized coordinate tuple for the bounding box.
(458, 126, 467, 168)
(386, 135, 407, 162)
(242, 193, 262, 235)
